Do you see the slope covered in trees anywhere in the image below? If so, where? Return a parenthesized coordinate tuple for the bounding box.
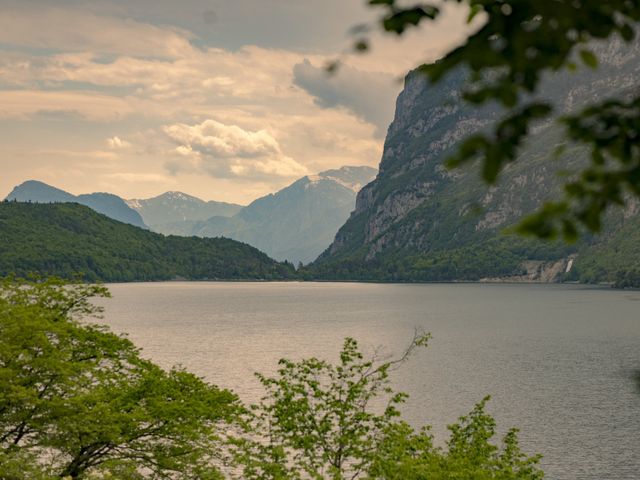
(0, 202, 295, 282)
(568, 217, 640, 287)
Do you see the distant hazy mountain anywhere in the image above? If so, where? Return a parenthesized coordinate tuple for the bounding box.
(127, 191, 243, 230)
(5, 180, 146, 229)
(155, 166, 378, 264)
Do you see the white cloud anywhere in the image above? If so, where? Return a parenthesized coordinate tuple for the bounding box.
(162, 119, 308, 180)
(164, 120, 280, 159)
(105, 172, 170, 183)
(107, 136, 132, 149)
(0, 46, 318, 121)
(28, 149, 119, 161)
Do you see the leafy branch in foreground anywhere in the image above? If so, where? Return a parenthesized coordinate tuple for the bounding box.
(230, 333, 543, 480)
(0, 278, 238, 479)
(370, 397, 543, 480)
(361, 0, 640, 240)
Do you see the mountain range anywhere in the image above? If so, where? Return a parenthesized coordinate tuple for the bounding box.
(126, 192, 243, 230)
(150, 166, 377, 264)
(310, 37, 640, 284)
(4, 166, 377, 266)
(9, 34, 640, 286)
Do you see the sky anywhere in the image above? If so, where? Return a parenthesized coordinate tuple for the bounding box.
(0, 0, 471, 204)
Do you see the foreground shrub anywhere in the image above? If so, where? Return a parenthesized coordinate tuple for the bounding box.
(230, 335, 543, 480)
(0, 278, 238, 479)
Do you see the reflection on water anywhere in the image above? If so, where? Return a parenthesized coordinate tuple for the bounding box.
(99, 282, 640, 480)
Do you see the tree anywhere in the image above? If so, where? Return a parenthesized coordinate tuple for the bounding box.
(369, 398, 543, 480)
(0, 278, 238, 479)
(229, 335, 427, 479)
(353, 0, 640, 241)
(230, 334, 543, 480)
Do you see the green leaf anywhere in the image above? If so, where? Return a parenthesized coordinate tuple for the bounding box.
(579, 49, 598, 69)
(467, 4, 483, 23)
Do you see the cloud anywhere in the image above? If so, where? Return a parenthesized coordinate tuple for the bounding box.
(0, 46, 312, 111)
(162, 119, 307, 180)
(164, 120, 281, 159)
(0, 1, 473, 204)
(28, 149, 119, 161)
(293, 60, 400, 137)
(107, 136, 131, 149)
(105, 172, 170, 183)
(0, 6, 194, 58)
(0, 90, 136, 121)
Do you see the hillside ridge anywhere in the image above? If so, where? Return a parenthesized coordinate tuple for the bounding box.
(0, 202, 295, 282)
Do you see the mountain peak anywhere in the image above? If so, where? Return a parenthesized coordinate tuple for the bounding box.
(14, 179, 51, 188)
(127, 192, 243, 226)
(129, 191, 202, 205)
(161, 191, 199, 201)
(313, 166, 378, 192)
(6, 180, 76, 203)
(5, 180, 146, 228)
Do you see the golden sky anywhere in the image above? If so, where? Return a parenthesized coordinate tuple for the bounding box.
(0, 0, 471, 204)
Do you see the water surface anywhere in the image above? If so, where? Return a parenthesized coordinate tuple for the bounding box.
(99, 282, 640, 480)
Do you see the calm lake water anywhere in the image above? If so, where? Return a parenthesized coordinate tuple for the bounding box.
(99, 282, 640, 480)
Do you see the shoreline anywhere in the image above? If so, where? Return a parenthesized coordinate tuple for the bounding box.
(99, 278, 622, 290)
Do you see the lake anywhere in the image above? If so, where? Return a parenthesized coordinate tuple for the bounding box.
(99, 282, 640, 480)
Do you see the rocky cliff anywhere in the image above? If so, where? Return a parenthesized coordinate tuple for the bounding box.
(313, 38, 640, 284)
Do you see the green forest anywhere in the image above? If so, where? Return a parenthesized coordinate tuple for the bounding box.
(0, 202, 295, 282)
(2, 200, 639, 287)
(306, 227, 640, 288)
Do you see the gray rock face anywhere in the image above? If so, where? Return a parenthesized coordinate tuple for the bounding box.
(153, 166, 377, 265)
(5, 180, 147, 229)
(318, 38, 640, 281)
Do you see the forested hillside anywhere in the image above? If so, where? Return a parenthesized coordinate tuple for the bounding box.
(0, 202, 295, 282)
